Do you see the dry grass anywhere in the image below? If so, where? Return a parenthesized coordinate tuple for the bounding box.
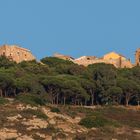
(0, 101, 140, 140)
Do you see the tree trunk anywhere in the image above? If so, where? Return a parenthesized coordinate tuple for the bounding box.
(91, 94, 94, 106)
(64, 97, 66, 106)
(13, 89, 16, 97)
(4, 90, 7, 97)
(0, 89, 2, 97)
(56, 93, 59, 105)
(125, 96, 129, 106)
(51, 97, 54, 104)
(85, 99, 87, 106)
(126, 99, 129, 106)
(125, 93, 130, 106)
(78, 100, 80, 106)
(138, 101, 140, 106)
(74, 99, 77, 105)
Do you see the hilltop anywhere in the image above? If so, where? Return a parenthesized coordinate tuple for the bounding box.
(0, 53, 139, 139)
(0, 44, 140, 68)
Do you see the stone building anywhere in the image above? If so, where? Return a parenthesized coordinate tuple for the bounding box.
(135, 48, 140, 66)
(103, 52, 133, 68)
(0, 44, 36, 63)
(74, 52, 133, 68)
(53, 53, 74, 61)
(74, 56, 102, 66)
(54, 51, 133, 68)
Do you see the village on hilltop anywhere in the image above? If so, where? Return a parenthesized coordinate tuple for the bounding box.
(52, 48, 140, 68)
(0, 44, 140, 68)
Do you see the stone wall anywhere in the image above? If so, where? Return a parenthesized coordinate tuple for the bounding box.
(53, 53, 74, 61)
(74, 57, 133, 68)
(0, 45, 36, 63)
(71, 52, 133, 68)
(135, 48, 140, 66)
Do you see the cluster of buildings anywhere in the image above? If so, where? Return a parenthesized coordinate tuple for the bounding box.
(0, 44, 140, 68)
(54, 52, 136, 68)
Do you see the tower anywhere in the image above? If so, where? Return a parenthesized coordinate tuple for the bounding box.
(135, 48, 140, 66)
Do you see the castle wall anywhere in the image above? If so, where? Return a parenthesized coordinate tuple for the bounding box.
(0, 45, 36, 63)
(74, 55, 133, 68)
(121, 60, 133, 68)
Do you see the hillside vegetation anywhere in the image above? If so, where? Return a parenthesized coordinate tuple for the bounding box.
(0, 99, 140, 140)
(0, 56, 139, 139)
(0, 56, 139, 106)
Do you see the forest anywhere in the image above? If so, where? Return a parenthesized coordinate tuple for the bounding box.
(0, 55, 140, 106)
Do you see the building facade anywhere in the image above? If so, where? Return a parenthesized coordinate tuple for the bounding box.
(0, 45, 36, 63)
(73, 52, 133, 68)
(53, 53, 74, 61)
(135, 48, 140, 66)
(103, 52, 133, 68)
(54, 51, 133, 68)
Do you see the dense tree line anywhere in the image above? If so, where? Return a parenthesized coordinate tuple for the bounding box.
(0, 56, 140, 106)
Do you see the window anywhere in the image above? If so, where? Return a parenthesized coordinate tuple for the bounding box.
(3, 52, 5, 56)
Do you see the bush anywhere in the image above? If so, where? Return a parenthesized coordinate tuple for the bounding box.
(50, 107, 60, 113)
(0, 97, 8, 105)
(79, 116, 109, 128)
(16, 93, 46, 106)
(21, 109, 48, 120)
(79, 115, 120, 128)
(40, 124, 60, 134)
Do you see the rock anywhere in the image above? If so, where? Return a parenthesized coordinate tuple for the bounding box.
(17, 135, 34, 140)
(74, 117, 81, 123)
(49, 119, 56, 125)
(23, 118, 27, 121)
(17, 114, 22, 118)
(58, 124, 75, 134)
(0, 128, 18, 139)
(16, 104, 25, 110)
(22, 118, 48, 129)
(26, 105, 38, 110)
(133, 130, 140, 134)
(27, 126, 39, 131)
(7, 114, 22, 121)
(91, 127, 97, 131)
(36, 132, 46, 138)
(45, 135, 52, 140)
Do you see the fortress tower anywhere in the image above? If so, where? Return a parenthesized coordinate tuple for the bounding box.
(135, 48, 140, 66)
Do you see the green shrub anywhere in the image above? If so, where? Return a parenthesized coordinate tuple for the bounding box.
(79, 116, 109, 128)
(50, 107, 60, 113)
(16, 93, 46, 106)
(79, 115, 120, 128)
(40, 124, 60, 134)
(21, 109, 48, 120)
(0, 97, 8, 105)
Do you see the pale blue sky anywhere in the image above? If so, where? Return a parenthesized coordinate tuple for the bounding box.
(0, 0, 140, 62)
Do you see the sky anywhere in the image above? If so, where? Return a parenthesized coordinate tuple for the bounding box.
(0, 0, 140, 62)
